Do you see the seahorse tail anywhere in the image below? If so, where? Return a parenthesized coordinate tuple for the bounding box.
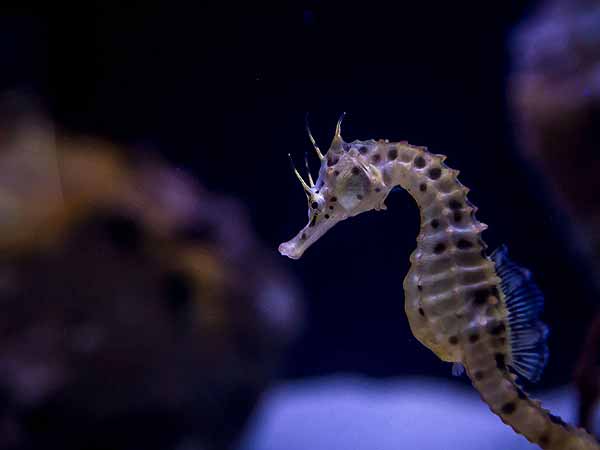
(464, 344, 600, 450)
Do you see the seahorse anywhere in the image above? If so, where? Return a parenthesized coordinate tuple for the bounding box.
(278, 114, 600, 450)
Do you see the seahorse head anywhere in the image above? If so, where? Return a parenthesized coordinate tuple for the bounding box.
(279, 114, 390, 259)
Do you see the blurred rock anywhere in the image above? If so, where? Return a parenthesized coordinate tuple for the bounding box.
(0, 93, 302, 450)
(239, 375, 584, 450)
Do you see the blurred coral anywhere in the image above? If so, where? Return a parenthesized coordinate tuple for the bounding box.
(0, 93, 302, 450)
(509, 0, 600, 435)
(510, 0, 600, 263)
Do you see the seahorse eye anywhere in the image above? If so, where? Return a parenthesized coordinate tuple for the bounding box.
(306, 191, 327, 222)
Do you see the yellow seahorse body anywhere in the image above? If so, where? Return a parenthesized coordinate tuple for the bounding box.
(278, 116, 600, 450)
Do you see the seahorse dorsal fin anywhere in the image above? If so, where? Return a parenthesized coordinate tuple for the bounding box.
(491, 245, 549, 383)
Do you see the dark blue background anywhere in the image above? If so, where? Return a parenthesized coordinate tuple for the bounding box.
(2, 2, 596, 389)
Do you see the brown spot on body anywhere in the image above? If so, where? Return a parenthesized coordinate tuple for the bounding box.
(491, 286, 500, 298)
(469, 333, 479, 343)
(324, 214, 330, 219)
(419, 183, 427, 192)
(311, 201, 318, 209)
(448, 336, 459, 345)
(330, 196, 337, 202)
(418, 307, 425, 316)
(433, 243, 446, 254)
(414, 156, 426, 168)
(473, 286, 499, 306)
(489, 322, 506, 335)
(301, 233, 307, 240)
(539, 435, 550, 446)
(431, 219, 440, 229)
(473, 371, 484, 381)
(351, 166, 360, 175)
(449, 199, 462, 210)
(474, 290, 488, 305)
(495, 353, 506, 370)
(453, 211, 462, 222)
(371, 154, 381, 163)
(501, 402, 516, 414)
(428, 167, 442, 180)
(387, 148, 398, 160)
(328, 157, 339, 167)
(457, 239, 473, 250)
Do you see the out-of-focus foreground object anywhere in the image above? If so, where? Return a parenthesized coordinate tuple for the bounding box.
(509, 0, 600, 435)
(0, 93, 302, 450)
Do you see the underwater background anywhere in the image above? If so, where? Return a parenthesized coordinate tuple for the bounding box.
(0, 1, 599, 449)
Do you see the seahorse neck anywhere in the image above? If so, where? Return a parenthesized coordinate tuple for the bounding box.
(380, 144, 497, 372)
(382, 145, 487, 249)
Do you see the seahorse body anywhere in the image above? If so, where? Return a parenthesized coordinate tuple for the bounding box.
(278, 118, 600, 450)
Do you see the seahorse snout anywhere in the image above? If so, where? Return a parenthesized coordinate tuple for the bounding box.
(278, 240, 303, 260)
(278, 216, 339, 260)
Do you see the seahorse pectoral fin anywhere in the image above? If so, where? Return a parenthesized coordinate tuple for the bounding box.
(452, 362, 466, 377)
